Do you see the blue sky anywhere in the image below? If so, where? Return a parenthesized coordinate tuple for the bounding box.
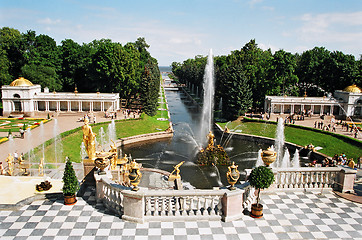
(1, 0, 361, 66)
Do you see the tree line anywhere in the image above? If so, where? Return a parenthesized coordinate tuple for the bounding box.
(171, 40, 362, 120)
(0, 27, 160, 116)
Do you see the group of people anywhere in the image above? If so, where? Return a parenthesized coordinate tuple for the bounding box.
(308, 154, 361, 169)
(314, 121, 337, 132)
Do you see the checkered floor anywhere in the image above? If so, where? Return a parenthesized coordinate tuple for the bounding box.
(1, 186, 361, 240)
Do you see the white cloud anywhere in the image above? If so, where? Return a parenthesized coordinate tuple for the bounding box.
(297, 11, 362, 43)
(37, 18, 61, 25)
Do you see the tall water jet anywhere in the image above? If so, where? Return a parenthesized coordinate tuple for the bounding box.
(26, 128, 33, 173)
(292, 149, 300, 167)
(274, 118, 285, 168)
(99, 127, 106, 151)
(8, 135, 15, 157)
(199, 49, 215, 146)
(107, 119, 116, 147)
(280, 148, 290, 168)
(80, 142, 87, 159)
(255, 149, 263, 167)
(40, 122, 45, 161)
(53, 119, 63, 168)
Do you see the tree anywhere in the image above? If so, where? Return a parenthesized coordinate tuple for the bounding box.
(62, 158, 80, 196)
(219, 64, 252, 120)
(140, 58, 160, 116)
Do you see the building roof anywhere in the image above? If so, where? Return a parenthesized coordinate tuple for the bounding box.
(9, 77, 34, 87)
(343, 84, 361, 93)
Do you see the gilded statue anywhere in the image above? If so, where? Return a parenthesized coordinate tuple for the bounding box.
(39, 158, 44, 176)
(5, 153, 14, 176)
(207, 131, 215, 149)
(168, 161, 185, 181)
(82, 118, 96, 160)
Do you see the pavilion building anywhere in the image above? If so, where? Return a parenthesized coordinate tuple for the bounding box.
(1, 77, 120, 117)
(264, 84, 362, 118)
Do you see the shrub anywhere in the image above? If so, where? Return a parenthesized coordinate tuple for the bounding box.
(62, 158, 80, 196)
(248, 166, 274, 205)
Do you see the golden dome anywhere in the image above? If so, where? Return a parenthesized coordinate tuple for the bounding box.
(9, 77, 33, 87)
(343, 84, 361, 93)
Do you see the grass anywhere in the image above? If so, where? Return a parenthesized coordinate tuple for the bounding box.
(218, 120, 362, 161)
(0, 118, 50, 132)
(31, 113, 169, 165)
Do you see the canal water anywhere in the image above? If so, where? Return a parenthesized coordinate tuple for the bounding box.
(122, 76, 269, 189)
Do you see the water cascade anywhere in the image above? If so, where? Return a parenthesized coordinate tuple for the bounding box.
(199, 49, 215, 146)
(8, 135, 14, 157)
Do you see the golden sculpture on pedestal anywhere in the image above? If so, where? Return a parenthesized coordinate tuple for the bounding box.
(168, 161, 185, 181)
(39, 158, 44, 176)
(207, 131, 215, 149)
(226, 162, 240, 190)
(82, 118, 96, 160)
(261, 147, 277, 167)
(94, 152, 112, 175)
(5, 153, 14, 176)
(128, 159, 142, 191)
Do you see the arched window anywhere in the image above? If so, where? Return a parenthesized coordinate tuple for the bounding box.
(13, 94, 22, 112)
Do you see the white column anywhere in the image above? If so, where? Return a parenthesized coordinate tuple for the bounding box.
(330, 105, 334, 115)
(311, 105, 314, 114)
(101, 101, 104, 112)
(321, 105, 324, 115)
(67, 101, 71, 112)
(281, 104, 284, 114)
(301, 104, 304, 112)
(291, 104, 295, 114)
(45, 101, 50, 112)
(271, 104, 274, 113)
(90, 102, 93, 112)
(56, 101, 60, 112)
(79, 101, 82, 112)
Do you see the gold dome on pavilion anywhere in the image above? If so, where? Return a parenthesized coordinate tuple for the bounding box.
(343, 84, 361, 93)
(9, 77, 33, 87)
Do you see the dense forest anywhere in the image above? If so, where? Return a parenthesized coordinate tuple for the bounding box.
(172, 40, 362, 120)
(0, 27, 160, 116)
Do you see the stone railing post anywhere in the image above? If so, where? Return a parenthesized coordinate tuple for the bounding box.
(337, 167, 357, 193)
(221, 189, 244, 222)
(122, 189, 145, 223)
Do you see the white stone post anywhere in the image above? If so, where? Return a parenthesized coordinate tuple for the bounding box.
(337, 168, 357, 193)
(122, 190, 145, 223)
(221, 189, 244, 222)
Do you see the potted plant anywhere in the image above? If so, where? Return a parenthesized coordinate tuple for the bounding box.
(62, 158, 80, 205)
(248, 166, 275, 218)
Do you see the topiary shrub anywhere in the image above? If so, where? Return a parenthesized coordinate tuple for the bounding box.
(62, 157, 80, 196)
(248, 166, 275, 206)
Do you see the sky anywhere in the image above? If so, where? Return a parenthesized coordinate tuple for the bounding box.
(1, 0, 361, 66)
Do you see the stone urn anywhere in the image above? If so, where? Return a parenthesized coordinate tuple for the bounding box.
(94, 154, 111, 175)
(261, 147, 277, 167)
(128, 161, 142, 191)
(226, 162, 240, 190)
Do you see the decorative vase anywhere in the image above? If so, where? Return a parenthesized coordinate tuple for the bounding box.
(261, 147, 277, 167)
(64, 194, 77, 205)
(128, 161, 142, 191)
(94, 155, 110, 175)
(226, 162, 240, 190)
(250, 203, 263, 218)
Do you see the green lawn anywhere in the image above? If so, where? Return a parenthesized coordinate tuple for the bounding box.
(32, 114, 169, 166)
(0, 118, 50, 132)
(218, 120, 362, 161)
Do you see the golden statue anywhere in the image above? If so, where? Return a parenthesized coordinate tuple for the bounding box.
(110, 154, 117, 170)
(5, 153, 14, 176)
(39, 158, 44, 176)
(207, 131, 215, 149)
(82, 118, 96, 160)
(226, 162, 240, 190)
(168, 161, 185, 181)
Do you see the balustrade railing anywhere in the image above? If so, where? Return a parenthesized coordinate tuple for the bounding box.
(274, 167, 339, 190)
(143, 190, 224, 221)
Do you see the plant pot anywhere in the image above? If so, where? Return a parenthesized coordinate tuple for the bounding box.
(250, 203, 263, 218)
(64, 194, 77, 205)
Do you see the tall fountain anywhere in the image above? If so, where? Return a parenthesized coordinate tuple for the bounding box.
(274, 118, 285, 168)
(199, 49, 215, 147)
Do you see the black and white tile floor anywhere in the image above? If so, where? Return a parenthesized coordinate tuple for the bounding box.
(1, 186, 361, 240)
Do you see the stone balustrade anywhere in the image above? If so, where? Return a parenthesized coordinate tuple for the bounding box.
(245, 166, 357, 193)
(94, 173, 255, 223)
